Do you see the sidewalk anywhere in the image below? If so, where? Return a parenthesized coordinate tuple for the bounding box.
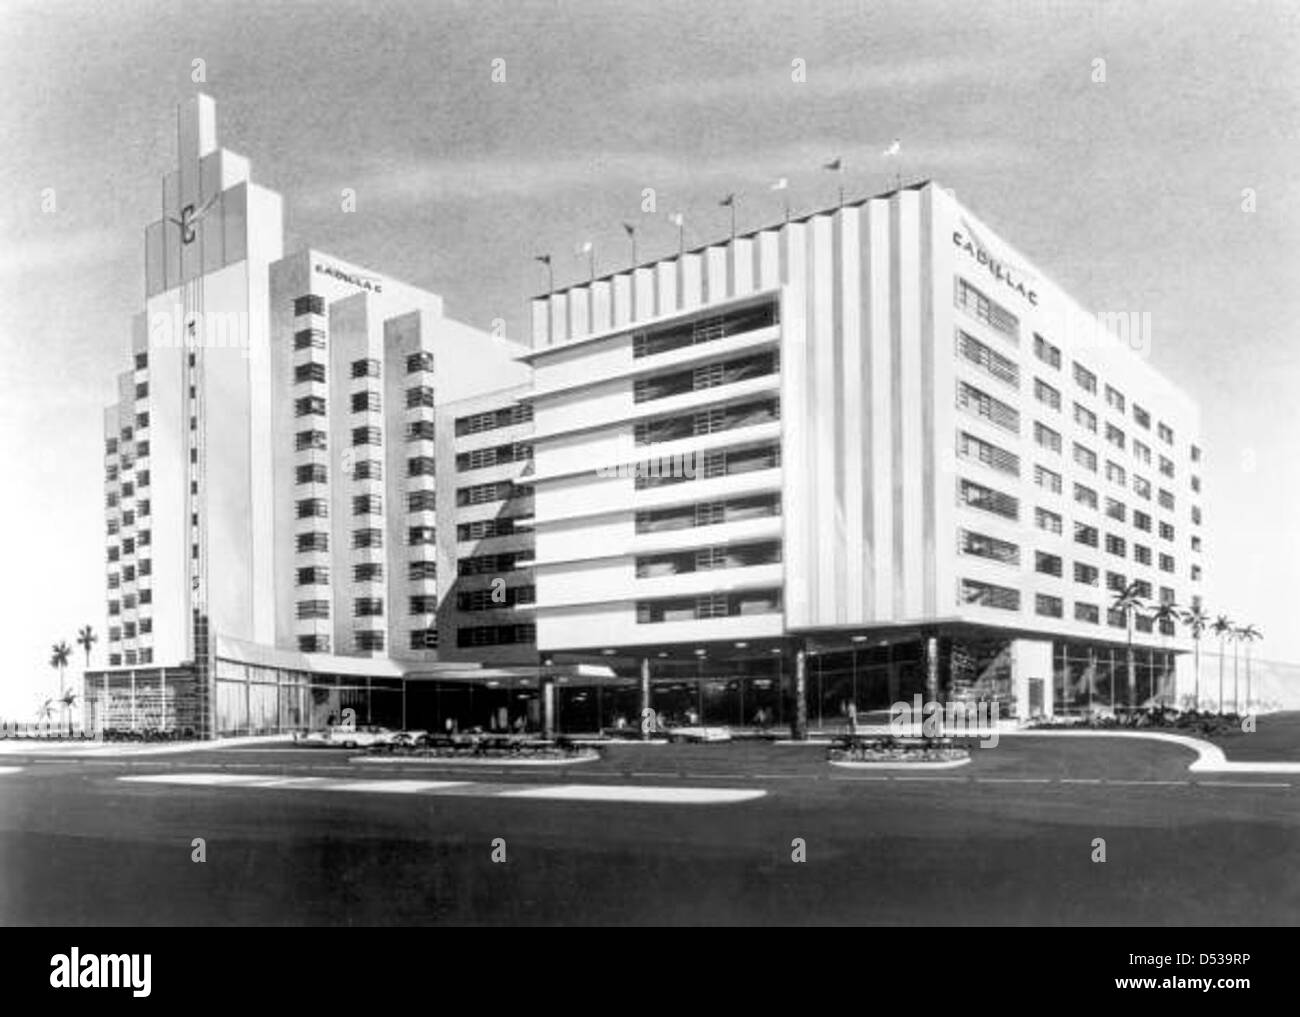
(0, 734, 293, 757)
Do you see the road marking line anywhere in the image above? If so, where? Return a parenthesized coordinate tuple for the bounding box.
(497, 784, 766, 804)
(0, 766, 24, 775)
(891, 776, 968, 782)
(1060, 779, 1104, 784)
(828, 775, 890, 781)
(630, 771, 678, 777)
(1108, 780, 1189, 786)
(975, 778, 1052, 784)
(1196, 780, 1292, 789)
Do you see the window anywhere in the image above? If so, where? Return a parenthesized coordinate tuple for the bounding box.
(352, 528, 382, 549)
(1105, 423, 1126, 450)
(406, 386, 435, 409)
(296, 430, 327, 452)
(1191, 475, 1201, 493)
(298, 635, 330, 653)
(1191, 444, 1202, 463)
(355, 459, 382, 481)
(1157, 422, 1174, 444)
(1033, 333, 1061, 369)
(1072, 443, 1097, 472)
(459, 553, 521, 576)
(406, 419, 435, 442)
(409, 560, 437, 581)
(1035, 507, 1063, 534)
(1034, 465, 1062, 493)
(1133, 439, 1151, 466)
(295, 362, 326, 384)
(456, 442, 534, 472)
(136, 470, 150, 488)
(458, 586, 537, 611)
(956, 330, 1019, 386)
(407, 351, 434, 374)
(1104, 385, 1125, 412)
(352, 390, 381, 413)
(958, 578, 1020, 611)
(296, 567, 329, 586)
(1133, 404, 1151, 429)
(352, 426, 382, 446)
(355, 631, 385, 651)
(1073, 483, 1098, 510)
(1104, 497, 1126, 522)
(407, 489, 437, 512)
(957, 381, 1019, 433)
(1074, 522, 1098, 548)
(1158, 488, 1175, 510)
(408, 526, 436, 546)
(296, 498, 328, 519)
(1036, 594, 1063, 618)
(1191, 505, 1202, 525)
(135, 382, 148, 399)
(1075, 602, 1100, 624)
(958, 529, 1020, 566)
(1104, 533, 1126, 557)
(455, 403, 534, 436)
(296, 463, 327, 485)
(1073, 402, 1097, 433)
(633, 302, 778, 359)
(1035, 552, 1063, 577)
(1074, 562, 1099, 586)
(351, 358, 380, 379)
(407, 456, 436, 477)
(459, 518, 515, 541)
(955, 278, 1020, 339)
(1159, 553, 1175, 573)
(1158, 455, 1175, 479)
(135, 412, 149, 430)
(354, 562, 383, 583)
(294, 294, 324, 316)
(295, 530, 327, 554)
(352, 494, 382, 516)
(958, 431, 1020, 476)
(354, 598, 384, 618)
(1034, 378, 1061, 410)
(1134, 510, 1152, 533)
(1159, 521, 1175, 541)
(1191, 564, 1202, 581)
(294, 395, 326, 417)
(410, 595, 437, 615)
(1133, 474, 1152, 500)
(1105, 460, 1127, 486)
(1106, 571, 1127, 594)
(457, 623, 538, 647)
(296, 600, 330, 620)
(1190, 535, 1202, 553)
(106, 438, 118, 455)
(410, 629, 439, 650)
(1073, 363, 1097, 394)
(1133, 544, 1152, 566)
(958, 478, 1019, 520)
(1034, 422, 1062, 453)
(294, 328, 326, 350)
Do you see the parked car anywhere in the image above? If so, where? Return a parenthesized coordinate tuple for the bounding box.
(388, 729, 427, 747)
(666, 725, 733, 744)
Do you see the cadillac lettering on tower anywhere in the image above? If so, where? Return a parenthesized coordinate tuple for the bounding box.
(314, 261, 383, 293)
(952, 227, 1038, 307)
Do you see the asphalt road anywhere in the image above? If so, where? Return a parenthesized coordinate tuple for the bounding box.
(1, 738, 1297, 925)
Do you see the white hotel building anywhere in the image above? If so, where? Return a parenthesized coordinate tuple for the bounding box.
(92, 95, 1206, 737)
(525, 181, 1205, 728)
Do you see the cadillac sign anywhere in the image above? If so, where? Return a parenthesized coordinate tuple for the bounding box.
(952, 227, 1037, 307)
(314, 262, 383, 294)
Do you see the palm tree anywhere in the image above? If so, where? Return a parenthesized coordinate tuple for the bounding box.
(36, 697, 56, 732)
(49, 641, 72, 730)
(1238, 624, 1262, 713)
(60, 690, 79, 736)
(1150, 600, 1181, 706)
(1181, 603, 1209, 711)
(1211, 615, 1233, 714)
(1110, 581, 1147, 710)
(76, 625, 97, 669)
(1230, 625, 1244, 714)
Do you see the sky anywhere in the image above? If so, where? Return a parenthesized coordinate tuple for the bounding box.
(0, 0, 1297, 718)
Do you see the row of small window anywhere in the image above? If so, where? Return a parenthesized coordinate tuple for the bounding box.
(635, 540, 782, 579)
(959, 530, 1183, 584)
(454, 403, 533, 437)
(294, 529, 435, 552)
(636, 587, 783, 624)
(960, 580, 1177, 630)
(633, 350, 780, 404)
(1032, 335, 1184, 450)
(104, 442, 150, 472)
(293, 387, 432, 417)
(960, 480, 1184, 543)
(106, 550, 153, 569)
(455, 442, 532, 472)
(457, 585, 536, 611)
(1032, 384, 1184, 476)
(1032, 466, 1194, 520)
(106, 532, 153, 556)
(106, 575, 154, 596)
(295, 491, 437, 518)
(635, 443, 781, 490)
(635, 493, 782, 534)
(298, 562, 438, 584)
(107, 619, 152, 640)
(631, 301, 779, 359)
(634, 396, 781, 446)
(457, 480, 533, 506)
(107, 650, 153, 666)
(296, 597, 448, 620)
(297, 630, 441, 652)
(457, 623, 536, 648)
(458, 517, 530, 541)
(107, 593, 153, 615)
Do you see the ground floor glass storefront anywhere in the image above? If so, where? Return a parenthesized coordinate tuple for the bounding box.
(1053, 641, 1177, 714)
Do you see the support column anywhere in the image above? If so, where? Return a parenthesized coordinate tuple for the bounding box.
(542, 680, 555, 738)
(793, 647, 808, 741)
(924, 634, 940, 706)
(640, 657, 651, 740)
